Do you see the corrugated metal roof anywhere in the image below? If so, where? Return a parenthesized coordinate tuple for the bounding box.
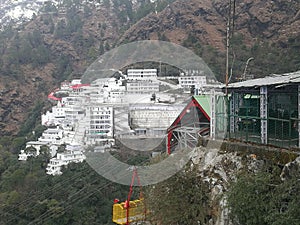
(228, 70, 300, 88)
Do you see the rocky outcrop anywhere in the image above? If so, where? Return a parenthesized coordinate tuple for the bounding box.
(190, 142, 298, 225)
(120, 0, 226, 50)
(120, 0, 300, 49)
(281, 156, 300, 181)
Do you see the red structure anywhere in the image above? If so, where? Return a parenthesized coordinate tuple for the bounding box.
(70, 84, 90, 89)
(112, 168, 146, 225)
(166, 96, 211, 154)
(48, 88, 62, 101)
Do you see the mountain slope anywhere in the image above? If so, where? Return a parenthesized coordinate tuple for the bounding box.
(0, 0, 149, 136)
(120, 0, 300, 79)
(0, 0, 300, 136)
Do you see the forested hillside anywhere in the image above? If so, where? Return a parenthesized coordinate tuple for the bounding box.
(0, 144, 130, 225)
(1, 0, 300, 136)
(0, 0, 300, 224)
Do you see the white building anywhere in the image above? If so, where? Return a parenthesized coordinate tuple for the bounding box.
(46, 145, 85, 175)
(85, 106, 114, 144)
(126, 80, 159, 94)
(61, 96, 86, 125)
(178, 76, 207, 89)
(129, 104, 184, 131)
(83, 78, 126, 103)
(42, 101, 66, 126)
(127, 69, 157, 80)
(18, 141, 57, 161)
(18, 126, 64, 161)
(38, 127, 64, 145)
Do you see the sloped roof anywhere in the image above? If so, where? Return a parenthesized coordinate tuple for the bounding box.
(228, 70, 300, 88)
(193, 95, 211, 119)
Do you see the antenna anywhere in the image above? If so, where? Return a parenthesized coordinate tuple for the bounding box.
(225, 0, 236, 90)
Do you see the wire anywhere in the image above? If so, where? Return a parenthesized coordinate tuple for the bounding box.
(3, 163, 94, 223)
(27, 161, 137, 225)
(4, 149, 151, 224)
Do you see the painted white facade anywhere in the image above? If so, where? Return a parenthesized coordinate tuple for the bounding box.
(18, 141, 57, 161)
(86, 106, 114, 140)
(46, 145, 85, 176)
(83, 78, 126, 104)
(127, 69, 157, 80)
(129, 105, 184, 129)
(126, 80, 159, 94)
(178, 76, 207, 89)
(42, 101, 66, 126)
(38, 127, 64, 145)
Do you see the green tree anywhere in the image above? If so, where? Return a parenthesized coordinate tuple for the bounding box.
(227, 164, 300, 225)
(99, 42, 104, 55)
(54, 20, 67, 38)
(146, 162, 210, 225)
(11, 137, 26, 154)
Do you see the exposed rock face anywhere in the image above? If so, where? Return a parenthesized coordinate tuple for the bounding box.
(120, 0, 300, 49)
(0, 65, 54, 135)
(120, 0, 226, 50)
(281, 156, 300, 181)
(190, 145, 265, 225)
(0, 2, 128, 136)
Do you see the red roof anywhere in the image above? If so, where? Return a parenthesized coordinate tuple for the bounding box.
(71, 84, 90, 89)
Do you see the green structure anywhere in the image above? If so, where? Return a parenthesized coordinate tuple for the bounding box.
(226, 71, 300, 148)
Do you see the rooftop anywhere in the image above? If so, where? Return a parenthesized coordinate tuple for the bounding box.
(228, 70, 300, 88)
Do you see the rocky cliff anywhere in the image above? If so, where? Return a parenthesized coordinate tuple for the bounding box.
(190, 141, 300, 224)
(121, 0, 300, 48)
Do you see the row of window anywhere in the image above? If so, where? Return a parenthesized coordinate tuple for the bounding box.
(127, 87, 159, 90)
(88, 130, 110, 134)
(90, 120, 111, 124)
(90, 125, 111, 129)
(90, 115, 111, 119)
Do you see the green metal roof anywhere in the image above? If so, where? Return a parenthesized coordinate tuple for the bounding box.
(193, 95, 211, 119)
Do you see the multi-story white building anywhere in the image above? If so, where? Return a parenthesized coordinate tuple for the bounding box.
(18, 126, 65, 161)
(84, 78, 126, 103)
(38, 127, 64, 145)
(42, 101, 66, 126)
(46, 145, 85, 175)
(126, 80, 159, 94)
(61, 96, 86, 125)
(127, 69, 157, 80)
(178, 76, 207, 89)
(85, 106, 114, 144)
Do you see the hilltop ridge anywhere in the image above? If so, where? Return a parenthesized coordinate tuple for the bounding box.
(0, 0, 300, 135)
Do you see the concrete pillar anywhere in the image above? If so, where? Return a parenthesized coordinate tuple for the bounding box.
(229, 92, 239, 134)
(260, 86, 268, 144)
(210, 89, 216, 140)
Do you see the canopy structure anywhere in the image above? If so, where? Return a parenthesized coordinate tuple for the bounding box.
(226, 70, 300, 148)
(166, 95, 211, 154)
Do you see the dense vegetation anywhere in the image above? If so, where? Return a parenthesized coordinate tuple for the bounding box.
(1, 0, 300, 224)
(0, 139, 130, 225)
(145, 163, 212, 225)
(182, 33, 300, 82)
(227, 163, 300, 225)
